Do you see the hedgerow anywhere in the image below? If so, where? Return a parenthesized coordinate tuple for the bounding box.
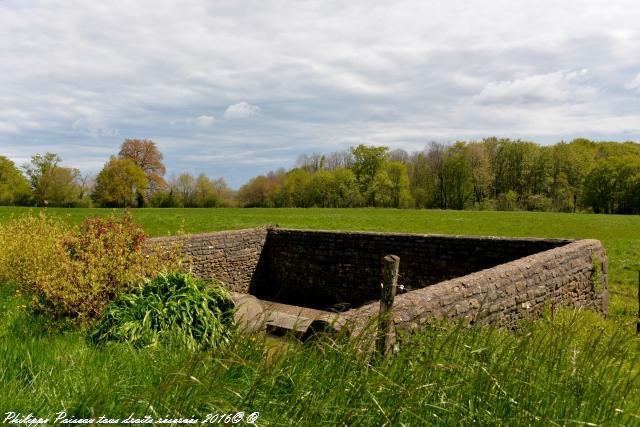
(0, 210, 182, 322)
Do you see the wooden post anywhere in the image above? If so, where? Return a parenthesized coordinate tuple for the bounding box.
(637, 270, 640, 334)
(376, 255, 400, 359)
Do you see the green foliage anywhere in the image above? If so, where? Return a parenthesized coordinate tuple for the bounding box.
(0, 211, 71, 299)
(118, 138, 167, 195)
(442, 143, 472, 209)
(238, 174, 281, 207)
(0, 156, 31, 205)
(23, 152, 83, 207)
(193, 174, 224, 207)
(550, 141, 590, 212)
(90, 271, 235, 350)
(158, 172, 232, 208)
(37, 166, 82, 207)
(308, 170, 336, 207)
(270, 167, 364, 208)
(175, 172, 196, 206)
(279, 168, 312, 207)
(496, 190, 518, 211)
(7, 138, 640, 213)
(148, 187, 180, 207)
(583, 156, 640, 214)
(169, 173, 231, 208)
(92, 156, 148, 207)
(370, 168, 393, 206)
(233, 138, 640, 214)
(466, 142, 492, 205)
(0, 211, 181, 321)
(522, 193, 553, 211)
(23, 152, 60, 189)
(350, 144, 389, 204)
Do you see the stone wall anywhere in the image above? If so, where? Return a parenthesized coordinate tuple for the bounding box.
(147, 227, 608, 331)
(258, 229, 572, 311)
(147, 228, 268, 293)
(342, 239, 608, 333)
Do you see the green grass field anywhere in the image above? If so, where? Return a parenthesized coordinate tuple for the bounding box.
(1, 207, 639, 425)
(1, 207, 638, 323)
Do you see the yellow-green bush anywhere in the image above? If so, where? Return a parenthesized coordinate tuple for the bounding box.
(0, 211, 182, 322)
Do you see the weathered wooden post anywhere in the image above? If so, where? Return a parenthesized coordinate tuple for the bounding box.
(376, 255, 400, 359)
(637, 270, 640, 334)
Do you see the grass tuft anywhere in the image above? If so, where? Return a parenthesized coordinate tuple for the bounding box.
(89, 271, 236, 350)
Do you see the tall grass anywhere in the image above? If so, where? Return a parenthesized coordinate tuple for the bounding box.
(90, 271, 235, 350)
(1, 283, 638, 425)
(1, 208, 639, 425)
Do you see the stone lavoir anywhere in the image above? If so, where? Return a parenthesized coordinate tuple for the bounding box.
(148, 227, 608, 336)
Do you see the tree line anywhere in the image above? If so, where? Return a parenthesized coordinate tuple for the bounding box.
(0, 139, 232, 208)
(1, 137, 639, 213)
(238, 138, 640, 214)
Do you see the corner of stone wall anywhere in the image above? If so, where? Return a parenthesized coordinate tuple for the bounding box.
(146, 227, 269, 293)
(584, 239, 608, 316)
(342, 238, 609, 337)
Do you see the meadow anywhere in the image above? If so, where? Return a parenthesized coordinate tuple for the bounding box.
(1, 207, 639, 425)
(2, 207, 638, 321)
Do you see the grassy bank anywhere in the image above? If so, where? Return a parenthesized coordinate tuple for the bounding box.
(1, 207, 639, 425)
(1, 283, 639, 425)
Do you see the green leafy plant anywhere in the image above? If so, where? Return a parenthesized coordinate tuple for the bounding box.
(89, 271, 236, 350)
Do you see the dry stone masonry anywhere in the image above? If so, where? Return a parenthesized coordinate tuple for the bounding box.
(150, 228, 268, 293)
(148, 227, 608, 334)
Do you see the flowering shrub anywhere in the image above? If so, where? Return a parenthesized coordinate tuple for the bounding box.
(0, 211, 182, 322)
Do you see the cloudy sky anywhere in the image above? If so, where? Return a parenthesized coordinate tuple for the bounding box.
(2, 1, 640, 187)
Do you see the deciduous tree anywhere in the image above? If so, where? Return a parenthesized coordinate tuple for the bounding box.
(385, 161, 413, 208)
(23, 152, 81, 206)
(466, 142, 491, 205)
(92, 157, 148, 207)
(118, 139, 167, 193)
(0, 156, 31, 205)
(350, 144, 388, 205)
(175, 173, 196, 207)
(193, 174, 220, 207)
(238, 175, 279, 207)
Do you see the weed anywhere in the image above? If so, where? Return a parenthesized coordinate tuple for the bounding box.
(89, 271, 235, 350)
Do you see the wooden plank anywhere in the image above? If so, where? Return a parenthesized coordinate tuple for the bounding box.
(266, 312, 314, 337)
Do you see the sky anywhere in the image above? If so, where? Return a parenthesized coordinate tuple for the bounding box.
(2, 0, 640, 188)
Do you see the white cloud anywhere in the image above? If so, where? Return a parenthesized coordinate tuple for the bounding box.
(0, 122, 19, 134)
(223, 102, 261, 120)
(475, 69, 595, 104)
(193, 115, 216, 127)
(625, 73, 640, 91)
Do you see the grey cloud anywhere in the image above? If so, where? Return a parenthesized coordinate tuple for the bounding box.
(1, 0, 640, 187)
